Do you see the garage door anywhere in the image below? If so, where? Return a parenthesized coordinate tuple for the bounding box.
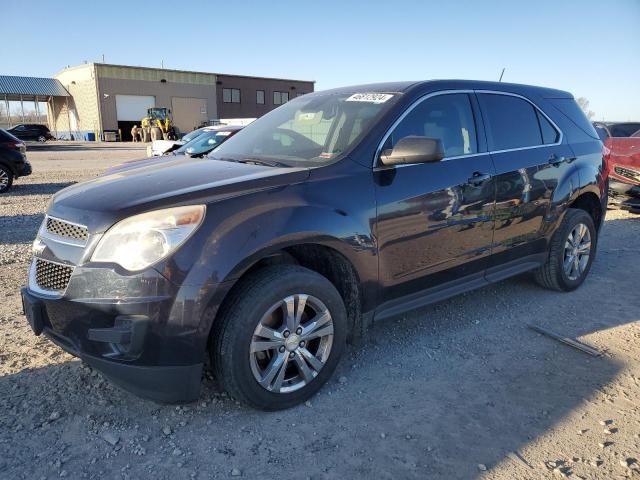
(115, 95, 155, 121)
(171, 97, 208, 135)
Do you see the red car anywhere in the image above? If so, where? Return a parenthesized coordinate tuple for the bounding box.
(594, 122, 640, 214)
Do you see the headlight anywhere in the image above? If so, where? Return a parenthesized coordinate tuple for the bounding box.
(91, 205, 206, 271)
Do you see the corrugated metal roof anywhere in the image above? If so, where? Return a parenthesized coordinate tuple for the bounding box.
(0, 75, 70, 97)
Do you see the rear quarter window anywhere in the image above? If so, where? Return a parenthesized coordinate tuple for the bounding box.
(549, 99, 599, 139)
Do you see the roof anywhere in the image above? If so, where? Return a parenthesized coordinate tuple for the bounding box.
(0, 75, 70, 98)
(313, 80, 573, 99)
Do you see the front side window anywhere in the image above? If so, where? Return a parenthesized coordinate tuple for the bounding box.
(210, 91, 398, 166)
(384, 93, 478, 158)
(478, 94, 545, 150)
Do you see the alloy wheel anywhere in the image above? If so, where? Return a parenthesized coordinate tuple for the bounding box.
(563, 223, 591, 281)
(0, 169, 9, 190)
(249, 294, 334, 393)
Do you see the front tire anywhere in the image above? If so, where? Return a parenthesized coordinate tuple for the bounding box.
(0, 165, 13, 193)
(211, 265, 347, 410)
(535, 208, 597, 291)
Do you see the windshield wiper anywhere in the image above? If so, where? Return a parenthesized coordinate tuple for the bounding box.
(213, 157, 288, 168)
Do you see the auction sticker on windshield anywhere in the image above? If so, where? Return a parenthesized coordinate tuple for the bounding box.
(346, 93, 394, 104)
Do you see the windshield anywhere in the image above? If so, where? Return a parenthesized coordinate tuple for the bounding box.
(209, 92, 398, 166)
(181, 127, 208, 144)
(175, 130, 234, 156)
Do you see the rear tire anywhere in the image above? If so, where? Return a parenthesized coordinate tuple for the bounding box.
(535, 208, 597, 291)
(211, 265, 347, 410)
(0, 165, 13, 194)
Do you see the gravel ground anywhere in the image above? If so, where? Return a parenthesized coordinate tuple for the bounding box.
(1, 143, 639, 480)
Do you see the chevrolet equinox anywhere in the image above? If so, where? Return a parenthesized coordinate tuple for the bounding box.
(21, 80, 607, 410)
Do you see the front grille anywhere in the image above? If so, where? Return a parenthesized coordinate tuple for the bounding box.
(46, 217, 88, 242)
(614, 166, 640, 182)
(34, 258, 74, 292)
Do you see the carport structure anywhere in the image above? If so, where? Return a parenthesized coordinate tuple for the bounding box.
(0, 75, 70, 136)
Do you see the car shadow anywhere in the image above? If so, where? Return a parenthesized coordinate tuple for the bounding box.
(0, 280, 634, 479)
(5, 182, 75, 196)
(0, 217, 637, 479)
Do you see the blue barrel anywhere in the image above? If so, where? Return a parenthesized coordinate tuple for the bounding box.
(85, 132, 96, 142)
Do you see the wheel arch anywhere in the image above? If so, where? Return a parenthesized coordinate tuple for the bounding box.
(0, 159, 17, 176)
(569, 190, 603, 230)
(203, 240, 366, 355)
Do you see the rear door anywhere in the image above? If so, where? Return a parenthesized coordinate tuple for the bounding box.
(375, 92, 496, 305)
(476, 92, 575, 273)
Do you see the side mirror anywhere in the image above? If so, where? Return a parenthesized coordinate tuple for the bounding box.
(380, 136, 444, 166)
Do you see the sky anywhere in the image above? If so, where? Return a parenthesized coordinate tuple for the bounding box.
(4, 0, 639, 120)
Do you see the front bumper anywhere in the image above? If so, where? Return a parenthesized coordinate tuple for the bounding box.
(16, 160, 32, 177)
(609, 178, 640, 214)
(21, 264, 208, 403)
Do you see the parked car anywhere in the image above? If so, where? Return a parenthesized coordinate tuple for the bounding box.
(0, 129, 32, 193)
(21, 80, 606, 410)
(593, 121, 640, 213)
(7, 124, 54, 142)
(173, 126, 242, 157)
(147, 126, 216, 157)
(105, 126, 242, 175)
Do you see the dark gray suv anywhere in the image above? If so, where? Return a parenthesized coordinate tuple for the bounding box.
(21, 80, 606, 410)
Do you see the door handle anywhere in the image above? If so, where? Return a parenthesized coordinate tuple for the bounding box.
(467, 172, 492, 186)
(548, 154, 575, 166)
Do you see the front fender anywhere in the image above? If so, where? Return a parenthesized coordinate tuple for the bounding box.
(163, 163, 377, 360)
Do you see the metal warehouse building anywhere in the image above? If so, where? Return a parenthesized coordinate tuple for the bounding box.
(1, 63, 314, 141)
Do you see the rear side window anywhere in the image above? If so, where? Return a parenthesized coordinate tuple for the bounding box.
(478, 94, 545, 150)
(549, 98, 599, 139)
(385, 93, 478, 158)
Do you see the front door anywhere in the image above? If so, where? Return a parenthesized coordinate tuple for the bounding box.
(374, 92, 496, 306)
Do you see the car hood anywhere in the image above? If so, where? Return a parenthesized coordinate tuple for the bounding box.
(103, 153, 190, 175)
(48, 158, 310, 233)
